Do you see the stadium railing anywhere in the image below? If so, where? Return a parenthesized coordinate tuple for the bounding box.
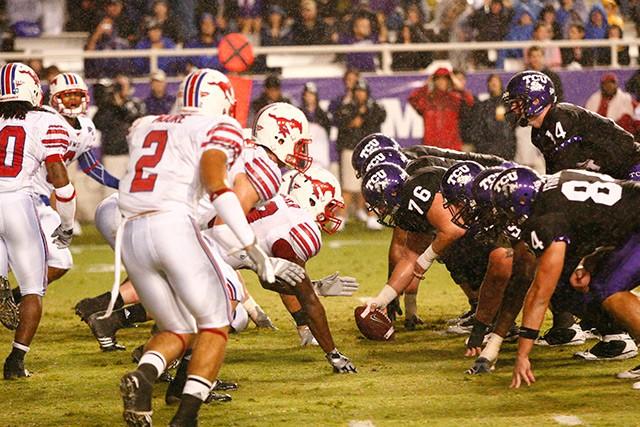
(1, 38, 638, 76)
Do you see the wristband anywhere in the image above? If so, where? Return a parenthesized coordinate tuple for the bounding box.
(416, 245, 438, 271)
(467, 320, 491, 348)
(518, 326, 540, 340)
(374, 285, 399, 308)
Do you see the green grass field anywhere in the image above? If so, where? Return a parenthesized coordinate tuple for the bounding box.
(0, 224, 638, 427)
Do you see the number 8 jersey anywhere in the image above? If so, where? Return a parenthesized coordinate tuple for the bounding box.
(0, 110, 70, 193)
(522, 169, 640, 257)
(118, 113, 243, 218)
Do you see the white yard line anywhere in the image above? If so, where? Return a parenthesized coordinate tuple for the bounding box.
(553, 415, 583, 426)
(348, 421, 376, 427)
(70, 244, 110, 254)
(328, 240, 387, 249)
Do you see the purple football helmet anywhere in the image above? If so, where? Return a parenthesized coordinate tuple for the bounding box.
(361, 148, 408, 178)
(491, 166, 542, 224)
(440, 161, 484, 228)
(352, 133, 401, 178)
(361, 162, 408, 227)
(502, 70, 557, 127)
(469, 166, 507, 240)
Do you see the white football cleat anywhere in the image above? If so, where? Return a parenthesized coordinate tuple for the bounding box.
(574, 333, 638, 361)
(536, 324, 586, 346)
(297, 325, 319, 346)
(617, 363, 640, 379)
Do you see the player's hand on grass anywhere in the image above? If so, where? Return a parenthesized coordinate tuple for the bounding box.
(51, 225, 73, 249)
(271, 257, 306, 287)
(245, 242, 275, 283)
(313, 272, 359, 297)
(465, 357, 495, 375)
(326, 350, 357, 373)
(465, 319, 491, 356)
(464, 346, 482, 357)
(510, 355, 535, 388)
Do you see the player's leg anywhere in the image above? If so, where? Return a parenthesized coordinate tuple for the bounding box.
(0, 239, 19, 331)
(1, 196, 47, 379)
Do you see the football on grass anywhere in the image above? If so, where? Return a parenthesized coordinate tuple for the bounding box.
(354, 306, 395, 341)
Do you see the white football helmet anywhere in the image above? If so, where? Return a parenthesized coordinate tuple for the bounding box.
(253, 102, 312, 172)
(281, 166, 344, 234)
(49, 72, 89, 117)
(0, 62, 42, 106)
(178, 68, 236, 117)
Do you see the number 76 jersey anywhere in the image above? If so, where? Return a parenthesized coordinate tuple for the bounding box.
(118, 113, 243, 218)
(522, 169, 640, 257)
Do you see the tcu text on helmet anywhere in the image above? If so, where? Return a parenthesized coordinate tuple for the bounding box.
(365, 169, 389, 191)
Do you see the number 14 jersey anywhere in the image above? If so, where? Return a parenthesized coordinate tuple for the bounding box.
(522, 169, 640, 257)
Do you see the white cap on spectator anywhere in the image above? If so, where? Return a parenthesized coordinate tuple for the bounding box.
(151, 70, 166, 82)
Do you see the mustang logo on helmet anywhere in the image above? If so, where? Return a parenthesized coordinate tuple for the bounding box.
(269, 113, 302, 138)
(310, 178, 336, 200)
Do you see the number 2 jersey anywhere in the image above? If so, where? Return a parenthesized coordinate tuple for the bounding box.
(32, 114, 98, 197)
(0, 109, 70, 193)
(522, 169, 640, 257)
(531, 103, 640, 178)
(118, 113, 243, 218)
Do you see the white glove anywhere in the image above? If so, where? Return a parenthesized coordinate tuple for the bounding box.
(326, 350, 357, 373)
(245, 242, 276, 284)
(312, 272, 359, 297)
(51, 225, 73, 249)
(361, 284, 398, 317)
(271, 257, 306, 287)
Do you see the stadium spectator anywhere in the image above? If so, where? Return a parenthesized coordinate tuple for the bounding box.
(334, 78, 386, 230)
(602, 0, 624, 28)
(7, 0, 42, 37)
(93, 74, 145, 192)
(497, 5, 534, 68)
(557, 0, 587, 38)
(585, 73, 638, 134)
(249, 74, 291, 122)
(511, 0, 542, 19)
(599, 24, 630, 66)
(260, 5, 292, 46)
(132, 18, 178, 76)
(585, 3, 609, 65)
(41, 0, 66, 35)
(301, 82, 332, 168)
(538, 4, 562, 40)
(561, 23, 593, 67)
(142, 0, 184, 44)
(526, 45, 564, 102)
(144, 70, 175, 116)
(85, 0, 134, 77)
(408, 67, 474, 151)
(470, 74, 516, 159)
(291, 0, 336, 45)
(171, 0, 198, 41)
(341, 14, 379, 72)
(183, 13, 223, 72)
(453, 69, 476, 150)
(328, 68, 360, 117)
(195, 0, 237, 35)
(391, 5, 433, 71)
(468, 0, 511, 67)
(236, 0, 263, 34)
(532, 22, 561, 68)
(66, 0, 101, 32)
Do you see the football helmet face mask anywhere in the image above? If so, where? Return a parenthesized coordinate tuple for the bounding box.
(351, 133, 401, 178)
(361, 163, 408, 227)
(440, 161, 484, 228)
(502, 70, 556, 127)
(281, 166, 344, 234)
(49, 72, 89, 117)
(0, 62, 42, 107)
(491, 167, 542, 226)
(253, 102, 312, 172)
(178, 69, 237, 118)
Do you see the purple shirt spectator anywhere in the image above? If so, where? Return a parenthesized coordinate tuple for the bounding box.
(291, 0, 335, 45)
(183, 13, 223, 72)
(144, 71, 176, 115)
(132, 20, 178, 75)
(341, 15, 378, 72)
(260, 6, 292, 46)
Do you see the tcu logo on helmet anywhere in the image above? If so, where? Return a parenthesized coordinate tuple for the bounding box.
(446, 164, 471, 185)
(494, 170, 519, 195)
(365, 169, 389, 191)
(479, 174, 499, 191)
(269, 113, 302, 139)
(360, 139, 381, 158)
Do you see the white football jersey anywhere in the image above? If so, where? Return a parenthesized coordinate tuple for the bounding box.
(197, 143, 282, 226)
(118, 113, 243, 217)
(210, 194, 322, 267)
(0, 110, 70, 193)
(32, 115, 98, 197)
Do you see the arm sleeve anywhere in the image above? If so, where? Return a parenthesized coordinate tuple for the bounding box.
(288, 222, 322, 262)
(77, 150, 120, 189)
(42, 122, 71, 162)
(244, 156, 283, 202)
(200, 117, 244, 166)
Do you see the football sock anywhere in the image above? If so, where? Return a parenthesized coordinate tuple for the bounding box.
(404, 293, 418, 318)
(290, 309, 309, 326)
(8, 341, 29, 361)
(183, 375, 212, 401)
(173, 393, 204, 421)
(11, 287, 21, 304)
(551, 310, 575, 330)
(92, 291, 125, 312)
(138, 351, 166, 383)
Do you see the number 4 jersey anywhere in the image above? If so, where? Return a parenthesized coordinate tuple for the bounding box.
(0, 110, 70, 193)
(118, 113, 243, 218)
(523, 169, 640, 257)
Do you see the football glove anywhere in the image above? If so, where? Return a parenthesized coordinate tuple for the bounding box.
(51, 225, 73, 249)
(466, 319, 492, 349)
(244, 242, 276, 284)
(326, 350, 357, 373)
(271, 257, 306, 287)
(465, 357, 495, 375)
(312, 272, 359, 297)
(386, 297, 403, 322)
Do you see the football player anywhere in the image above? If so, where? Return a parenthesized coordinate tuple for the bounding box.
(0, 63, 77, 379)
(491, 167, 640, 389)
(114, 68, 281, 426)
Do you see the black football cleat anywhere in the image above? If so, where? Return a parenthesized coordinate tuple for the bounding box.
(212, 379, 238, 391)
(169, 413, 198, 427)
(74, 297, 103, 322)
(87, 312, 126, 352)
(0, 276, 19, 330)
(120, 371, 153, 427)
(204, 391, 232, 403)
(404, 314, 424, 331)
(3, 357, 31, 380)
